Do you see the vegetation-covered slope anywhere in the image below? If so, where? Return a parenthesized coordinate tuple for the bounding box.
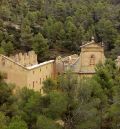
(1, 59, 120, 129)
(0, 0, 120, 61)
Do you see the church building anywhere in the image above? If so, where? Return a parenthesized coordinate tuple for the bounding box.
(0, 38, 105, 92)
(56, 37, 105, 77)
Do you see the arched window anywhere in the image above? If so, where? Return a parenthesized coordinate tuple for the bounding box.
(90, 55, 95, 65)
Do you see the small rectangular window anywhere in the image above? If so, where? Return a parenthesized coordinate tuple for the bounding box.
(3, 73, 8, 79)
(40, 78, 41, 84)
(40, 88, 43, 94)
(33, 81, 35, 88)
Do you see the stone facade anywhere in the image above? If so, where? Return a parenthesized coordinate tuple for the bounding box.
(77, 39, 105, 75)
(10, 51, 38, 67)
(0, 38, 105, 92)
(56, 38, 105, 77)
(0, 51, 55, 93)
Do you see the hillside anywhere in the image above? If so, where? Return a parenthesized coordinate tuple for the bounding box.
(0, 0, 120, 61)
(1, 1, 120, 129)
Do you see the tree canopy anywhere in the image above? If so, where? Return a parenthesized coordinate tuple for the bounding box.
(0, 0, 120, 61)
(0, 0, 120, 129)
(0, 59, 120, 129)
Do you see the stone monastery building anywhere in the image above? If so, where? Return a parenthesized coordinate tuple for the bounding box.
(56, 37, 105, 77)
(0, 38, 105, 93)
(0, 51, 55, 93)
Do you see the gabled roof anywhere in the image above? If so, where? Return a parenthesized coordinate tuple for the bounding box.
(80, 39, 103, 48)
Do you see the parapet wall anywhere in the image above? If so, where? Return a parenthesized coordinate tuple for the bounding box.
(10, 51, 38, 67)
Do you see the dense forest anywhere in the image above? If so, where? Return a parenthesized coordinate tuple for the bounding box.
(0, 0, 120, 61)
(1, 59, 120, 129)
(1, 0, 120, 129)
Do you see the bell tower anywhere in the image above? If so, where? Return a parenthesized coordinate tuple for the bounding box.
(79, 37, 105, 74)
